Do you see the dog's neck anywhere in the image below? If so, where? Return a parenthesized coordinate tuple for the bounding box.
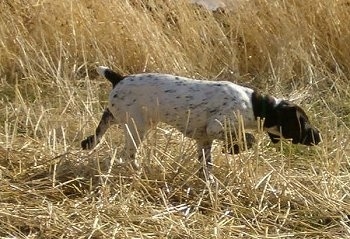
(251, 91, 280, 128)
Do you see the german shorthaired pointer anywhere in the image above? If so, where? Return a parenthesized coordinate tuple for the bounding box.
(82, 66, 321, 178)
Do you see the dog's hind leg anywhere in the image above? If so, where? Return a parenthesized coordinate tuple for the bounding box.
(81, 108, 116, 150)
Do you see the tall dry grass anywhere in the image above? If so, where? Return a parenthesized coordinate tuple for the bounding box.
(0, 0, 349, 238)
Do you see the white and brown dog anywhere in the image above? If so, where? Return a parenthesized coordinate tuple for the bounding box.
(82, 66, 321, 177)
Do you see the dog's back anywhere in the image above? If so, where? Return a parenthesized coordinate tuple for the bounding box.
(105, 72, 256, 133)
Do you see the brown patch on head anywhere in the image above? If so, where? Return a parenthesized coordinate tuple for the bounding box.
(267, 101, 321, 146)
(251, 92, 320, 146)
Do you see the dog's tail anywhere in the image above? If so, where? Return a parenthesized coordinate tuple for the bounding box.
(97, 66, 124, 88)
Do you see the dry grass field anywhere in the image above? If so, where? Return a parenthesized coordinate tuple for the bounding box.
(0, 0, 350, 238)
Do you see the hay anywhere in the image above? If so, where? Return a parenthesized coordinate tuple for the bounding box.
(0, 0, 349, 237)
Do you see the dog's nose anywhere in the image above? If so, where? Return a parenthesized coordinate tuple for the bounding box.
(306, 128, 321, 145)
(313, 129, 321, 145)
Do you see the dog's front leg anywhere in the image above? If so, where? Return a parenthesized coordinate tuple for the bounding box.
(197, 140, 214, 182)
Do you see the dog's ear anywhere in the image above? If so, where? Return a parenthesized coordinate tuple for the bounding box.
(277, 104, 303, 143)
(267, 100, 320, 145)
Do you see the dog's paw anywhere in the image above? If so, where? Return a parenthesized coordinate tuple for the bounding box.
(222, 133, 256, 154)
(81, 135, 96, 150)
(223, 143, 241, 154)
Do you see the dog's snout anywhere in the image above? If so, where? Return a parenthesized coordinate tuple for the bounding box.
(303, 127, 321, 146)
(312, 128, 321, 145)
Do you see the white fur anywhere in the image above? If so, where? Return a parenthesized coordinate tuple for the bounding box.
(82, 67, 320, 177)
(84, 67, 273, 174)
(102, 69, 257, 142)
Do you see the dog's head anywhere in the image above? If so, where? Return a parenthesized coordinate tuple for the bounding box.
(265, 100, 321, 146)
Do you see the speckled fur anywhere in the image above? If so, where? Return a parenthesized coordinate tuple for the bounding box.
(108, 73, 257, 138)
(81, 66, 321, 178)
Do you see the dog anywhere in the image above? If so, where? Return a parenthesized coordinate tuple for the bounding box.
(82, 66, 321, 178)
